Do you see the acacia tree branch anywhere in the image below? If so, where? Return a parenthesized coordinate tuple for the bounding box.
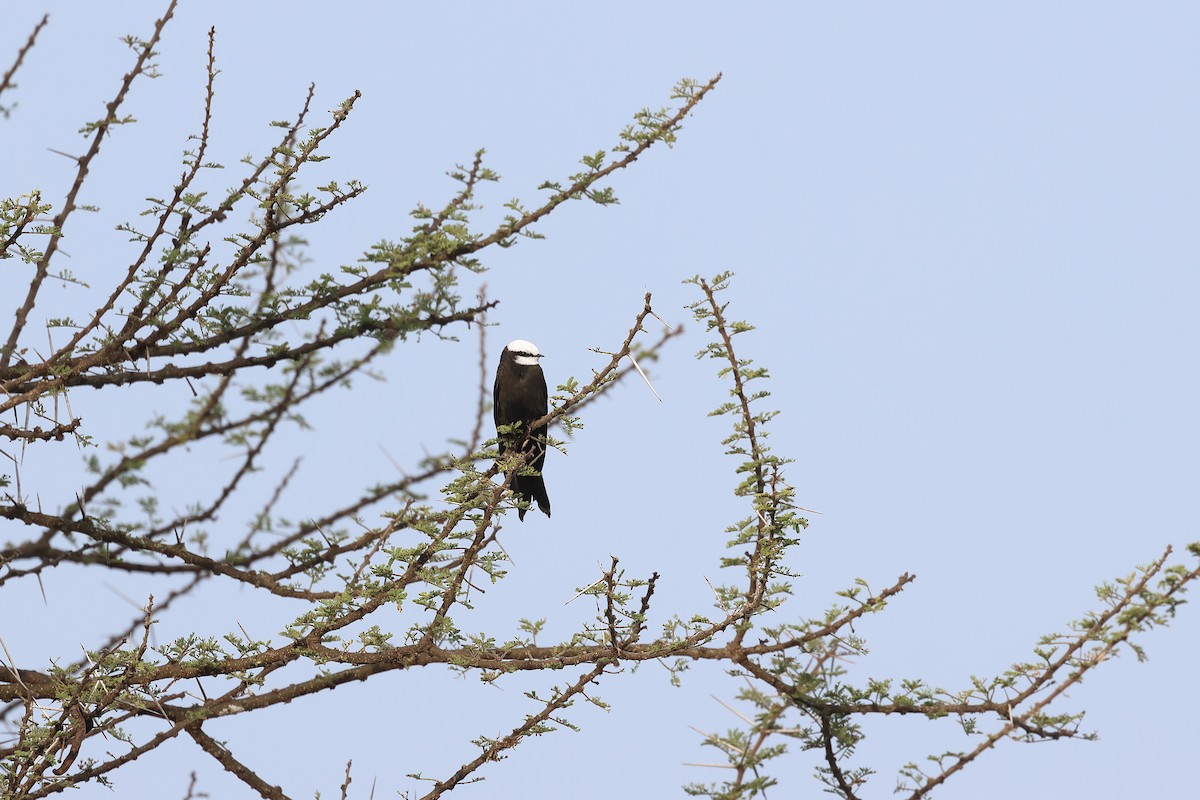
(0, 13, 49, 111)
(5, 16, 1195, 797)
(1, 0, 178, 369)
(117, 25, 221, 344)
(899, 545, 1199, 799)
(1, 75, 722, 398)
(0, 419, 80, 443)
(420, 663, 609, 800)
(189, 726, 291, 800)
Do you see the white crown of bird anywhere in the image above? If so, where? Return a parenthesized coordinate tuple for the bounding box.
(506, 339, 542, 366)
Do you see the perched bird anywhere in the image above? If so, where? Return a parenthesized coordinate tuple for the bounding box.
(493, 339, 551, 520)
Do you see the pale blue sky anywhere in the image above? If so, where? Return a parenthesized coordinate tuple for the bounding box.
(3, 2, 1198, 798)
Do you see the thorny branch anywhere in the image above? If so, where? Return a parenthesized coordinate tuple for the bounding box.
(2, 1, 180, 370)
(0, 13, 49, 113)
(3, 5, 1197, 800)
(1, 5, 735, 795)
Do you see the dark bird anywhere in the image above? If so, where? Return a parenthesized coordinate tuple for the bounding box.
(493, 339, 551, 520)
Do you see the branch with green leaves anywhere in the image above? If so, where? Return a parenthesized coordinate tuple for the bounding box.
(1, 4, 726, 795)
(4, 5, 1195, 798)
(675, 278, 1200, 800)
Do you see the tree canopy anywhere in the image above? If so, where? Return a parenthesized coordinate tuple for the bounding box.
(2, 4, 1198, 799)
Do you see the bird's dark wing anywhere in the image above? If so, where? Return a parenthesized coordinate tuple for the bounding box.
(529, 367, 548, 427)
(520, 366, 551, 517)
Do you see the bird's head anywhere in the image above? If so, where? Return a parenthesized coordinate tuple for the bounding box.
(505, 339, 544, 367)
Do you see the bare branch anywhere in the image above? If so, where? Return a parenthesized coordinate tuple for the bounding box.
(0, 14, 49, 111)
